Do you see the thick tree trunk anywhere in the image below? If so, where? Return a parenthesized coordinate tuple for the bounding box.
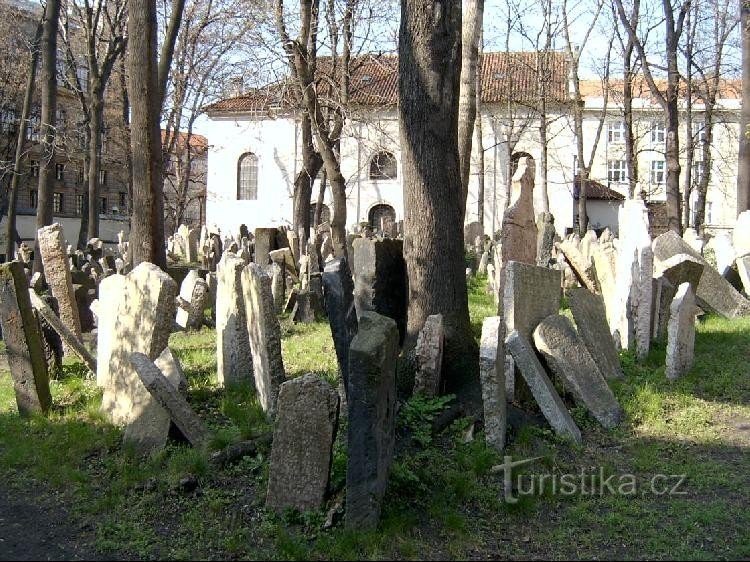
(34, 0, 60, 273)
(738, 0, 750, 214)
(314, 170, 327, 228)
(128, 0, 166, 268)
(457, 0, 484, 212)
(400, 0, 477, 389)
(6, 22, 41, 261)
(86, 96, 105, 242)
(292, 114, 322, 256)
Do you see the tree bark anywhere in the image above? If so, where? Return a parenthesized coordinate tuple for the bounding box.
(314, 170, 327, 228)
(738, 0, 750, 214)
(86, 97, 105, 242)
(129, 0, 166, 268)
(292, 114, 322, 256)
(400, 0, 477, 389)
(34, 0, 60, 273)
(6, 22, 41, 261)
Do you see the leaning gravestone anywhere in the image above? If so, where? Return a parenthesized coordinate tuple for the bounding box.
(270, 262, 285, 314)
(501, 156, 537, 267)
(101, 263, 178, 454)
(241, 264, 286, 418)
(95, 274, 126, 387)
(556, 239, 598, 293)
(666, 283, 696, 381)
(346, 312, 398, 530)
(653, 231, 750, 318)
(568, 288, 624, 380)
(266, 373, 340, 513)
(414, 314, 444, 398)
(533, 314, 623, 429)
(505, 330, 581, 444)
(479, 316, 506, 453)
(352, 238, 407, 345)
(0, 261, 51, 416)
(216, 255, 253, 388)
(37, 224, 82, 354)
(175, 270, 208, 330)
(322, 258, 358, 393)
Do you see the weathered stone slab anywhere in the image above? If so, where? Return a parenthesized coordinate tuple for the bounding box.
(216, 255, 253, 388)
(556, 239, 598, 293)
(533, 314, 623, 429)
(346, 312, 398, 530)
(95, 274, 126, 388)
(130, 351, 208, 447)
(266, 373, 340, 513)
(655, 254, 704, 295)
(241, 264, 286, 418)
(414, 314, 444, 398)
(352, 238, 407, 345)
(37, 224, 82, 354)
(270, 262, 284, 314)
(536, 212, 556, 267)
(652, 276, 677, 342)
(101, 263, 178, 454)
(501, 157, 537, 266)
(505, 330, 581, 444)
(291, 290, 324, 323)
(653, 231, 750, 318)
(591, 240, 618, 337)
(28, 289, 96, 374)
(733, 210, 750, 258)
(254, 227, 277, 266)
(175, 270, 208, 330)
(284, 288, 299, 314)
(479, 316, 506, 453)
(737, 255, 750, 296)
(666, 283, 696, 381)
(0, 262, 51, 416)
(568, 288, 624, 380)
(322, 258, 358, 393)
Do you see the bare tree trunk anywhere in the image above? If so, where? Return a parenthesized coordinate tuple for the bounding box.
(623, 40, 638, 198)
(314, 170, 327, 228)
(695, 115, 715, 231)
(476, 91, 485, 228)
(738, 0, 750, 214)
(457, 0, 484, 212)
(129, 0, 166, 268)
(400, 0, 477, 389)
(34, 0, 60, 273)
(6, 22, 41, 261)
(292, 114, 322, 256)
(87, 98, 105, 242)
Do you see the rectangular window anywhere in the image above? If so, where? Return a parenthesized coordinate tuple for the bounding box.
(77, 169, 84, 184)
(119, 192, 127, 211)
(76, 194, 83, 216)
(0, 108, 17, 133)
(99, 170, 107, 186)
(53, 193, 63, 214)
(607, 159, 627, 183)
(692, 161, 705, 184)
(29, 190, 37, 209)
(692, 120, 706, 143)
(651, 122, 666, 144)
(55, 163, 64, 181)
(100, 197, 107, 214)
(607, 121, 625, 143)
(30, 160, 39, 177)
(26, 114, 39, 142)
(650, 160, 666, 184)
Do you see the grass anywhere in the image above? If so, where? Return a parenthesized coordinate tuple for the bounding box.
(0, 276, 748, 559)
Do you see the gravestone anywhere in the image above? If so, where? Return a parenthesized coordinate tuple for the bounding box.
(284, 288, 299, 314)
(413, 314, 444, 398)
(241, 264, 286, 418)
(270, 262, 285, 314)
(568, 288, 624, 380)
(346, 312, 398, 530)
(536, 212, 557, 267)
(216, 255, 253, 388)
(479, 316, 506, 453)
(501, 157, 537, 266)
(291, 290, 324, 323)
(556, 239, 598, 293)
(37, 224, 82, 354)
(733, 210, 750, 258)
(322, 258, 358, 393)
(266, 373, 340, 513)
(533, 314, 623, 429)
(737, 255, 750, 296)
(505, 330, 581, 444)
(101, 263, 178, 453)
(352, 238, 407, 345)
(653, 231, 750, 318)
(666, 283, 696, 381)
(254, 227, 277, 266)
(175, 270, 208, 330)
(95, 274, 126, 387)
(0, 262, 51, 416)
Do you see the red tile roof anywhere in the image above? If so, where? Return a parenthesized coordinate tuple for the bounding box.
(573, 175, 626, 201)
(205, 51, 571, 115)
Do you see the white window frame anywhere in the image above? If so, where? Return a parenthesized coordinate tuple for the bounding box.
(650, 160, 666, 184)
(607, 159, 628, 183)
(651, 122, 666, 144)
(607, 121, 625, 143)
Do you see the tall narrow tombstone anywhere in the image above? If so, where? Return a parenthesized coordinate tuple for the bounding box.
(352, 238, 407, 345)
(666, 283, 696, 381)
(346, 312, 398, 530)
(216, 255, 253, 388)
(175, 270, 208, 330)
(241, 264, 286, 417)
(533, 314, 623, 429)
(95, 274, 126, 387)
(505, 330, 581, 444)
(266, 374, 340, 513)
(568, 288, 624, 380)
(479, 316, 506, 453)
(101, 263, 178, 453)
(591, 239, 618, 338)
(501, 157, 537, 266)
(536, 212, 556, 267)
(37, 224, 82, 354)
(0, 262, 51, 416)
(653, 231, 750, 318)
(270, 262, 284, 314)
(322, 258, 358, 393)
(254, 227, 277, 266)
(414, 314, 444, 397)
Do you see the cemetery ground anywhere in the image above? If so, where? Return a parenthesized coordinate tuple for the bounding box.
(0, 276, 748, 560)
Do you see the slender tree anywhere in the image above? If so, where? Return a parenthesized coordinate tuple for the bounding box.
(738, 0, 750, 214)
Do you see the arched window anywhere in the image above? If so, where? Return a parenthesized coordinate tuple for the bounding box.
(369, 151, 397, 180)
(237, 153, 258, 200)
(369, 203, 397, 236)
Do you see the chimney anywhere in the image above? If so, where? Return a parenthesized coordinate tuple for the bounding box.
(230, 77, 243, 98)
